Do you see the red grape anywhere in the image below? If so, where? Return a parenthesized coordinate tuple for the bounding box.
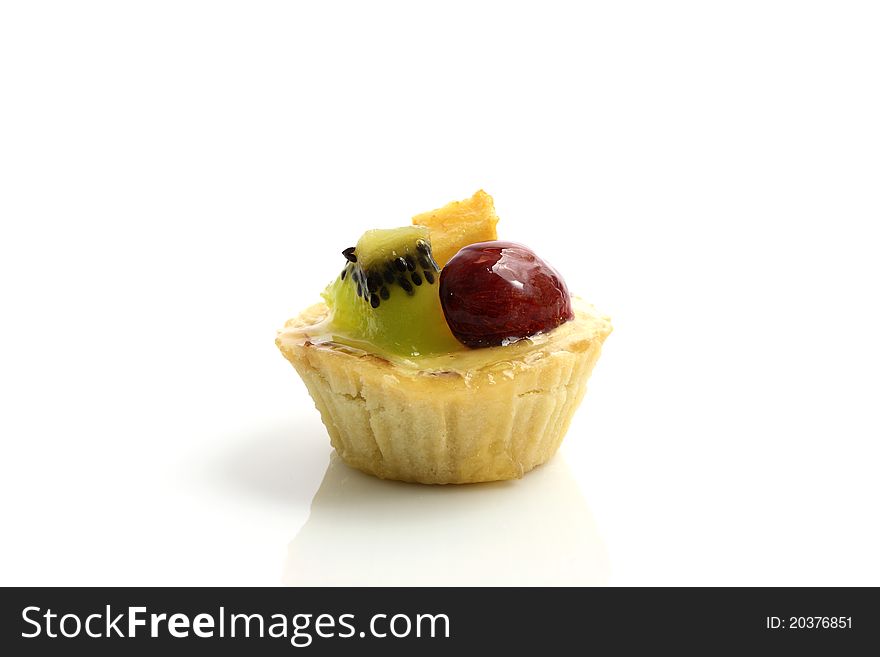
(439, 241, 574, 347)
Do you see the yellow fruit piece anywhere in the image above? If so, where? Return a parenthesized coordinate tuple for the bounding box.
(411, 189, 499, 268)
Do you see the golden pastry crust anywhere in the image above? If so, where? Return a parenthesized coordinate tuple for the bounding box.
(276, 299, 611, 484)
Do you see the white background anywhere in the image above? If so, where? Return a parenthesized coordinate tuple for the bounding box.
(1, 1, 878, 586)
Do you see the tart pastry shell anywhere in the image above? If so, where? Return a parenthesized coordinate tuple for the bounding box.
(276, 300, 611, 484)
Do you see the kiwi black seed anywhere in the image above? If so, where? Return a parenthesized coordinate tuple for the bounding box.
(339, 239, 440, 308)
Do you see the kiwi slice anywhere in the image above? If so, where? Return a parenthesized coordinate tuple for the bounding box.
(322, 226, 461, 358)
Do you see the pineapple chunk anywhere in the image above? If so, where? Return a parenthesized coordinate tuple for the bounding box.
(412, 190, 499, 268)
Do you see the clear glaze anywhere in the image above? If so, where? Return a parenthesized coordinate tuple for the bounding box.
(277, 297, 611, 374)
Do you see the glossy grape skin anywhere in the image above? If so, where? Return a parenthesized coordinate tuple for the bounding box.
(439, 241, 574, 348)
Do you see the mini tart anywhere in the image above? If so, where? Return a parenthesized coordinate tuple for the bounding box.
(276, 299, 611, 484)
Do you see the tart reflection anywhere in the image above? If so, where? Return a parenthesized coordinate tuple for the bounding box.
(284, 453, 609, 586)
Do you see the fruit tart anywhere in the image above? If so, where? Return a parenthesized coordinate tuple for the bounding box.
(276, 191, 612, 484)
